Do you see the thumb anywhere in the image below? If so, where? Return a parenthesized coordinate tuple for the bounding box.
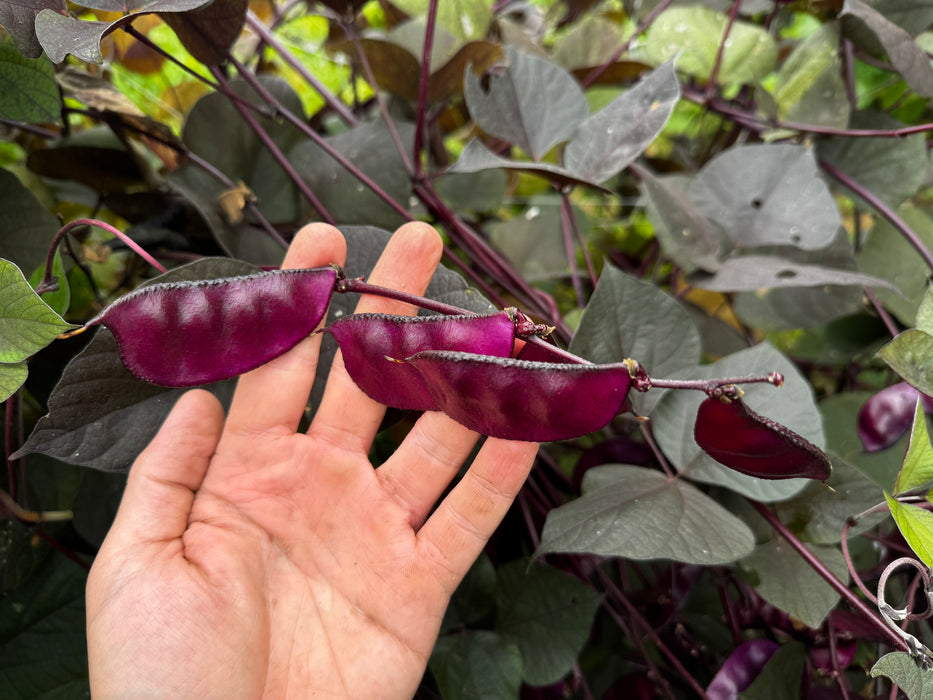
(105, 389, 225, 546)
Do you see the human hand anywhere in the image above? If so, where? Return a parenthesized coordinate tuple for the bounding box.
(85, 222, 539, 699)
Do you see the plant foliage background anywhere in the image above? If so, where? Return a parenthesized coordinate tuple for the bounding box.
(4, 0, 933, 696)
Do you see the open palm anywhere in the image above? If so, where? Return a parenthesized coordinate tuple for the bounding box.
(86, 222, 539, 699)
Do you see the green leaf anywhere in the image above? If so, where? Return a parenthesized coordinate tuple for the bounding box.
(917, 287, 933, 335)
(879, 329, 933, 397)
(635, 167, 722, 273)
(569, 263, 700, 414)
(0, 362, 26, 402)
(536, 465, 755, 564)
(0, 41, 58, 123)
(0, 0, 63, 59)
(639, 6, 777, 87)
(0, 258, 73, 363)
(895, 399, 933, 494)
(495, 559, 603, 686)
(430, 631, 522, 700)
(775, 453, 884, 544)
(740, 641, 806, 700)
(772, 22, 849, 128)
(692, 255, 900, 293)
(651, 343, 821, 501)
(28, 250, 69, 317)
(0, 554, 89, 698)
(690, 144, 841, 250)
(871, 652, 933, 699)
(563, 61, 680, 183)
(886, 492, 933, 566)
(817, 111, 928, 209)
(0, 168, 60, 273)
(392, 0, 491, 41)
(739, 539, 848, 628)
(442, 555, 497, 632)
(486, 202, 571, 283)
(463, 46, 588, 161)
(857, 204, 933, 326)
(843, 0, 933, 97)
(160, 0, 247, 66)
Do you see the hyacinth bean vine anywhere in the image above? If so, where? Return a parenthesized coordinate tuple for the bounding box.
(8, 0, 933, 695)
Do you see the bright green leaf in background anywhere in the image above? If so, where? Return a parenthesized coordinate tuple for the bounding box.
(740, 539, 848, 628)
(894, 400, 933, 494)
(495, 560, 603, 686)
(879, 329, 933, 398)
(537, 465, 755, 565)
(639, 6, 777, 87)
(0, 41, 59, 123)
(886, 493, 933, 567)
(392, 0, 491, 41)
(0, 258, 73, 364)
(871, 652, 933, 700)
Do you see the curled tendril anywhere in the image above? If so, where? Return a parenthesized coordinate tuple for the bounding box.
(877, 557, 933, 670)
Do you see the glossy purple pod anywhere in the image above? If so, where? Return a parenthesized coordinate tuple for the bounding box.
(858, 382, 933, 452)
(694, 396, 831, 481)
(706, 640, 779, 700)
(324, 311, 517, 410)
(87, 267, 337, 386)
(405, 351, 633, 441)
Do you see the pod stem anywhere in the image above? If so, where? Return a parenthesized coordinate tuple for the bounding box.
(37, 218, 167, 295)
(334, 274, 476, 317)
(642, 372, 785, 394)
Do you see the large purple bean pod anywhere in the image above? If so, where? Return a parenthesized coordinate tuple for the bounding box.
(404, 351, 633, 441)
(324, 310, 517, 410)
(86, 267, 337, 386)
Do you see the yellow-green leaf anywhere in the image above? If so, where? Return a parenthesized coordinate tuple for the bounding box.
(886, 493, 933, 567)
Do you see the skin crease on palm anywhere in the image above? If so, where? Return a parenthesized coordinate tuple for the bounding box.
(85, 222, 540, 699)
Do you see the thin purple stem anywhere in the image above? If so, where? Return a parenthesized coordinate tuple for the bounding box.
(561, 190, 598, 286)
(646, 372, 783, 393)
(751, 501, 907, 650)
(819, 159, 933, 273)
(245, 10, 357, 127)
(210, 66, 338, 226)
(841, 518, 879, 605)
(706, 0, 743, 99)
(336, 276, 473, 316)
(559, 191, 586, 307)
(842, 38, 858, 111)
(37, 219, 166, 295)
(865, 287, 900, 338)
(412, 0, 439, 178)
(123, 25, 220, 94)
(582, 0, 675, 87)
(0, 118, 59, 139)
(639, 421, 676, 479)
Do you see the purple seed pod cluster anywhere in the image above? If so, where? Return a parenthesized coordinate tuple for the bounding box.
(83, 266, 830, 480)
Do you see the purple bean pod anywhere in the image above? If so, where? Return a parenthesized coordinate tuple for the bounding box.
(404, 351, 634, 441)
(324, 310, 517, 410)
(706, 639, 779, 699)
(86, 267, 337, 386)
(858, 381, 933, 452)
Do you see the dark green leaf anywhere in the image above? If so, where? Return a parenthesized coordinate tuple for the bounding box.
(486, 202, 570, 282)
(0, 554, 89, 699)
(818, 111, 927, 208)
(843, 0, 933, 97)
(775, 453, 884, 544)
(771, 22, 849, 128)
(0, 0, 64, 58)
(432, 170, 506, 214)
(569, 263, 700, 414)
(879, 329, 933, 397)
(563, 61, 679, 183)
(463, 46, 588, 161)
(692, 255, 900, 293)
(651, 343, 821, 501)
(740, 641, 806, 700)
(739, 539, 847, 628)
(690, 144, 841, 250)
(895, 400, 933, 494)
(442, 554, 497, 631)
(0, 41, 58, 122)
(0, 519, 47, 596)
(871, 652, 933, 699)
(857, 204, 933, 326)
(160, 0, 248, 66)
(639, 5, 776, 86)
(552, 12, 626, 72)
(429, 631, 522, 700)
(0, 259, 73, 364)
(14, 258, 254, 470)
(537, 465, 755, 564)
(495, 559, 602, 686)
(886, 493, 933, 567)
(635, 167, 722, 273)
(0, 168, 60, 273)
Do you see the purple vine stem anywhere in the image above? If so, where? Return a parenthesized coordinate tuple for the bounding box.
(751, 500, 907, 651)
(412, 0, 439, 179)
(37, 218, 166, 295)
(244, 10, 358, 127)
(706, 0, 743, 99)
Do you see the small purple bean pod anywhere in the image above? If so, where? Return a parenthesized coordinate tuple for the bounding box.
(858, 381, 933, 452)
(404, 351, 634, 441)
(86, 267, 337, 386)
(324, 310, 517, 410)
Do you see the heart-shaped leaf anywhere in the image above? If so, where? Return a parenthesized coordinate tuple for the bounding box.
(0, 259, 74, 364)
